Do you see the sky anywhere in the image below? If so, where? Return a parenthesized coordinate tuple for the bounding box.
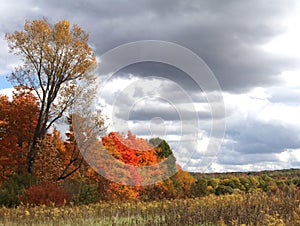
(1, 0, 300, 173)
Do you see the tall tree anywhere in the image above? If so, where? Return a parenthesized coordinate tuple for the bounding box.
(5, 19, 97, 173)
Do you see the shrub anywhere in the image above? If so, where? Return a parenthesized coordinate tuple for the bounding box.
(20, 182, 69, 206)
(292, 178, 300, 187)
(215, 185, 234, 195)
(190, 179, 208, 197)
(78, 183, 99, 205)
(0, 173, 37, 207)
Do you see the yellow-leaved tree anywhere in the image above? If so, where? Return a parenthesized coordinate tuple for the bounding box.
(5, 19, 98, 174)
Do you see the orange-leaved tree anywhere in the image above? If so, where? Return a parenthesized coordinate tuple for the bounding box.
(0, 85, 39, 180)
(33, 128, 65, 181)
(99, 131, 163, 200)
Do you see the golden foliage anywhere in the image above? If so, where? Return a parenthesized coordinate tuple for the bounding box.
(33, 129, 65, 182)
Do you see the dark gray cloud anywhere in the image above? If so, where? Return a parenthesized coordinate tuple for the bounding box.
(215, 146, 299, 171)
(227, 119, 300, 154)
(124, 105, 222, 121)
(115, 62, 203, 93)
(1, 0, 299, 92)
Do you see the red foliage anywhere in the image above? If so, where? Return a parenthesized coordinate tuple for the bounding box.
(20, 182, 69, 206)
(102, 131, 159, 167)
(98, 131, 164, 199)
(0, 85, 39, 179)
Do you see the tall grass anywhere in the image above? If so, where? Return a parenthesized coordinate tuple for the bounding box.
(1, 190, 299, 225)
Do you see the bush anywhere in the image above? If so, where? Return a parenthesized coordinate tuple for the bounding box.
(20, 182, 69, 206)
(0, 173, 37, 207)
(215, 185, 234, 195)
(78, 183, 99, 205)
(292, 178, 300, 187)
(190, 179, 208, 197)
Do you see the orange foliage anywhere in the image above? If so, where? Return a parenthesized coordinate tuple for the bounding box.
(173, 165, 196, 197)
(33, 129, 65, 181)
(102, 131, 159, 167)
(0, 85, 39, 179)
(99, 131, 164, 200)
(34, 116, 96, 182)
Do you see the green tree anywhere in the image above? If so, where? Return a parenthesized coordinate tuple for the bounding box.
(239, 177, 252, 192)
(215, 185, 234, 195)
(0, 173, 37, 207)
(249, 176, 260, 189)
(191, 178, 208, 197)
(208, 178, 220, 189)
(5, 19, 97, 173)
(149, 138, 173, 159)
(149, 138, 177, 174)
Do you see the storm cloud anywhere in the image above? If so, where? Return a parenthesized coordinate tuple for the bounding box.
(1, 0, 299, 91)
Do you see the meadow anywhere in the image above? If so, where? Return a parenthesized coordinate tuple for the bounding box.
(1, 190, 300, 226)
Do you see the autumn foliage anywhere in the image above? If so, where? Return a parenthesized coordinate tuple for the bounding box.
(0, 85, 39, 179)
(5, 19, 97, 173)
(0, 90, 196, 203)
(33, 129, 65, 181)
(20, 182, 69, 206)
(102, 131, 159, 167)
(0, 87, 92, 182)
(97, 131, 196, 200)
(99, 131, 160, 200)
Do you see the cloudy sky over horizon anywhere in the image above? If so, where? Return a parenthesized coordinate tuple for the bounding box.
(1, 0, 300, 173)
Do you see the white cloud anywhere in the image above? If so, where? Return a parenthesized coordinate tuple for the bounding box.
(277, 149, 300, 163)
(0, 35, 21, 74)
(0, 87, 14, 100)
(278, 70, 300, 88)
(262, 4, 300, 59)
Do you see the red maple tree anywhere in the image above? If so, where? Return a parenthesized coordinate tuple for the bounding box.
(0, 85, 39, 179)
